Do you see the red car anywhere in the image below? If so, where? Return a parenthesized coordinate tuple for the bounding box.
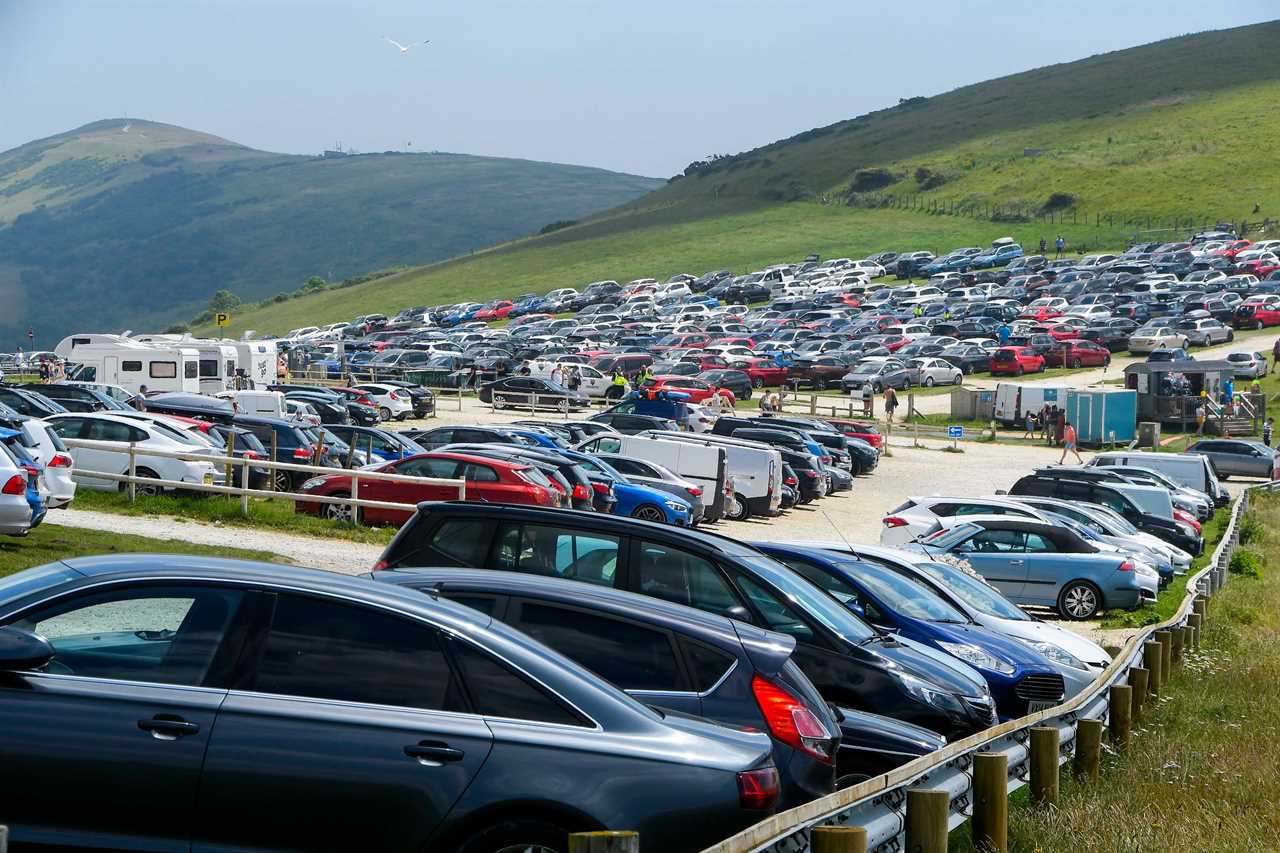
(1174, 508, 1201, 533)
(711, 336, 756, 349)
(1019, 302, 1067, 323)
(1237, 255, 1280, 277)
(1041, 339, 1112, 368)
(295, 451, 560, 525)
(330, 387, 377, 408)
(739, 357, 791, 388)
(990, 346, 1046, 376)
(1045, 323, 1083, 342)
(642, 375, 736, 405)
(825, 419, 884, 450)
(1235, 296, 1280, 328)
(474, 300, 515, 322)
(1213, 239, 1252, 259)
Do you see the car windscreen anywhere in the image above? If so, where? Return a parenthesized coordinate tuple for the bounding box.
(914, 561, 1030, 621)
(738, 556, 875, 644)
(920, 522, 983, 550)
(845, 560, 967, 623)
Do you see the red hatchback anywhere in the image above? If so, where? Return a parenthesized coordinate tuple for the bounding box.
(990, 346, 1046, 376)
(295, 451, 559, 526)
(642, 376, 736, 405)
(1041, 339, 1112, 368)
(739, 357, 791, 388)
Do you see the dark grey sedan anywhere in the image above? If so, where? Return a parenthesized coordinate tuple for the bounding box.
(840, 359, 912, 393)
(0, 556, 778, 853)
(1186, 439, 1279, 480)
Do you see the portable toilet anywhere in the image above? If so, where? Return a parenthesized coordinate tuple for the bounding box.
(1064, 388, 1137, 447)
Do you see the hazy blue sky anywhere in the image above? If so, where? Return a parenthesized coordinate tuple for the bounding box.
(2, 1, 1275, 177)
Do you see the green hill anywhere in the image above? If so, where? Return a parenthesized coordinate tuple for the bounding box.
(0, 119, 661, 346)
(184, 19, 1277, 338)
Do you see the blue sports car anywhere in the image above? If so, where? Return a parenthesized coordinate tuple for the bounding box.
(755, 544, 1065, 719)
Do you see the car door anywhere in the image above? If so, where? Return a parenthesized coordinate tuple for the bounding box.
(951, 529, 1030, 599)
(363, 457, 462, 524)
(0, 583, 248, 850)
(193, 592, 493, 852)
(1017, 532, 1067, 607)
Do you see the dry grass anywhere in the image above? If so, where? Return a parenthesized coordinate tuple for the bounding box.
(956, 492, 1280, 852)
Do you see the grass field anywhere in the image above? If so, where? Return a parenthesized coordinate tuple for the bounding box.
(0, 523, 284, 579)
(952, 491, 1280, 852)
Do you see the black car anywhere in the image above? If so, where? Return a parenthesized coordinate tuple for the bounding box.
(588, 412, 678, 434)
(371, 380, 436, 417)
(776, 448, 827, 503)
(142, 392, 236, 424)
(205, 424, 272, 490)
(283, 391, 352, 425)
(937, 344, 992, 374)
(23, 384, 127, 413)
(480, 377, 591, 412)
(0, 386, 68, 418)
(376, 503, 999, 740)
(232, 414, 345, 490)
(698, 369, 753, 401)
(405, 424, 540, 451)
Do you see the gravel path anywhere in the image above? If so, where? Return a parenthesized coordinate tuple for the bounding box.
(46, 509, 381, 575)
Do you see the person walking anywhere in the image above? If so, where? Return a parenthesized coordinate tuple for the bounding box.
(883, 386, 899, 424)
(1055, 407, 1066, 446)
(1055, 236, 1065, 258)
(861, 382, 874, 417)
(759, 392, 774, 415)
(996, 323, 1011, 346)
(568, 366, 582, 393)
(1023, 410, 1036, 440)
(549, 364, 564, 387)
(136, 385, 149, 412)
(1058, 421, 1084, 464)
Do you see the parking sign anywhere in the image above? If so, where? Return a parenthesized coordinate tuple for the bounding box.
(214, 312, 230, 327)
(947, 426, 964, 439)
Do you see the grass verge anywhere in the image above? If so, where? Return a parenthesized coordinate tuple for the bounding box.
(0, 524, 285, 579)
(953, 491, 1280, 852)
(70, 490, 397, 546)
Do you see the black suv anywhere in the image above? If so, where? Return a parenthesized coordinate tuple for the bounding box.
(375, 503, 999, 740)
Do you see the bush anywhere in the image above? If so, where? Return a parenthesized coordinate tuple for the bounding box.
(914, 167, 948, 190)
(1239, 512, 1266, 545)
(539, 219, 578, 235)
(848, 168, 897, 193)
(1229, 547, 1263, 578)
(1042, 192, 1077, 211)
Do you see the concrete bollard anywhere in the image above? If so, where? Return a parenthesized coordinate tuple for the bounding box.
(1029, 727, 1059, 806)
(1109, 685, 1132, 749)
(905, 788, 949, 853)
(1129, 667, 1149, 723)
(971, 752, 1008, 853)
(1074, 718, 1104, 781)
(811, 826, 868, 853)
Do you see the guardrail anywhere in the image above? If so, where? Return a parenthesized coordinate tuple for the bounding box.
(697, 483, 1261, 853)
(60, 438, 465, 519)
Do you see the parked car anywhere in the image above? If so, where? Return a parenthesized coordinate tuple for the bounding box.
(46, 413, 221, 494)
(1225, 351, 1269, 379)
(0, 440, 37, 535)
(233, 415, 347, 491)
(325, 425, 427, 462)
(904, 358, 964, 387)
(1128, 326, 1189, 354)
(481, 377, 591, 412)
(594, 453, 708, 524)
(840, 359, 911, 393)
(1186, 439, 1280, 480)
(1040, 339, 1111, 368)
(0, 556, 781, 852)
(989, 347, 1045, 376)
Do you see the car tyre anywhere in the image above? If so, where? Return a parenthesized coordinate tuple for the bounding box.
(1069, 358, 1082, 369)
(124, 467, 163, 497)
(753, 376, 765, 389)
(631, 504, 667, 523)
(923, 376, 936, 387)
(873, 382, 884, 393)
(724, 492, 752, 522)
(378, 406, 391, 421)
(1257, 320, 1265, 331)
(1015, 366, 1025, 376)
(1058, 581, 1102, 620)
(324, 493, 360, 525)
(272, 470, 293, 492)
(455, 818, 571, 853)
(1227, 330, 1235, 342)
(493, 394, 507, 410)
(952, 371, 963, 385)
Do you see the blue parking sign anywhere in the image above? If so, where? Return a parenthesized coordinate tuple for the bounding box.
(947, 426, 964, 439)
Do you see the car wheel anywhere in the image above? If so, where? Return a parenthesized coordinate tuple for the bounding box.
(1227, 330, 1235, 342)
(1104, 356, 1112, 367)
(324, 494, 359, 525)
(493, 394, 507, 410)
(456, 819, 571, 853)
(953, 372, 963, 385)
(1015, 366, 1025, 376)
(631, 504, 667, 523)
(1257, 320, 1265, 331)
(923, 376, 935, 387)
(724, 492, 751, 522)
(273, 470, 292, 492)
(1069, 358, 1082, 369)
(873, 382, 884, 393)
(753, 376, 765, 389)
(558, 399, 570, 413)
(1058, 581, 1102, 620)
(124, 467, 163, 497)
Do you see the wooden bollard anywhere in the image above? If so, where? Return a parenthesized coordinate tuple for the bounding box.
(971, 752, 1008, 853)
(1029, 727, 1059, 806)
(1189, 612, 1202, 648)
(905, 788, 949, 853)
(1129, 667, 1149, 723)
(1143, 641, 1163, 697)
(1171, 626, 1184, 663)
(1074, 719, 1103, 781)
(1194, 596, 1208, 622)
(1155, 631, 1173, 688)
(1109, 684, 1132, 749)
(569, 831, 639, 853)
(812, 826, 868, 853)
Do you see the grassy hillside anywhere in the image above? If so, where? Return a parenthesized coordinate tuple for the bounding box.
(196, 19, 1280, 337)
(0, 119, 661, 346)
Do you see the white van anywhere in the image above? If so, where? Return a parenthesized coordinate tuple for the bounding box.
(1088, 451, 1224, 505)
(574, 433, 729, 522)
(637, 431, 782, 522)
(218, 390, 286, 418)
(526, 361, 621, 399)
(993, 383, 1072, 425)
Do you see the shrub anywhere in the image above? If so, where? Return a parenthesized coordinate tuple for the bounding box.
(848, 168, 896, 193)
(914, 167, 948, 190)
(1042, 192, 1077, 211)
(1239, 512, 1265, 545)
(539, 219, 578, 235)
(1229, 547, 1263, 578)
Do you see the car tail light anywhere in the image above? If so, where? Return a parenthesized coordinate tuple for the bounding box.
(751, 675, 834, 764)
(572, 483, 591, 501)
(292, 447, 313, 460)
(686, 486, 702, 497)
(1118, 559, 1134, 572)
(388, 391, 402, 400)
(47, 454, 73, 468)
(736, 766, 780, 810)
(802, 469, 819, 478)
(882, 516, 908, 528)
(591, 481, 610, 495)
(2, 474, 26, 496)
(819, 455, 832, 465)
(242, 451, 263, 461)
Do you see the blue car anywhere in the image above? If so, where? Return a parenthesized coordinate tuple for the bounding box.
(324, 426, 427, 462)
(501, 428, 570, 449)
(969, 244, 1025, 270)
(755, 543, 1065, 720)
(557, 449, 693, 525)
(0, 429, 46, 529)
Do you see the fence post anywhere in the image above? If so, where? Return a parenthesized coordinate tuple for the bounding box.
(568, 831, 639, 853)
(971, 752, 1008, 853)
(1156, 630, 1173, 687)
(1188, 612, 1202, 647)
(269, 432, 279, 492)
(350, 468, 360, 521)
(127, 442, 137, 503)
(1143, 641, 1163, 697)
(811, 825, 867, 853)
(1029, 726, 1059, 806)
(1074, 718, 1103, 781)
(1109, 684, 1132, 749)
(904, 788, 949, 853)
(1129, 667, 1149, 723)
(809, 394, 817, 415)
(240, 459, 250, 516)
(1171, 626, 1185, 663)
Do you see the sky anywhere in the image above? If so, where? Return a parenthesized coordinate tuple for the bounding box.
(1, 1, 1276, 178)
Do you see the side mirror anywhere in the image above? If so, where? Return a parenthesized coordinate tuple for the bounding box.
(0, 626, 54, 671)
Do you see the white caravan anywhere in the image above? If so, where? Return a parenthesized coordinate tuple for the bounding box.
(54, 335, 201, 394)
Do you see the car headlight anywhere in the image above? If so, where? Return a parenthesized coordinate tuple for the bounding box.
(300, 477, 327, 490)
(663, 500, 687, 513)
(898, 671, 966, 713)
(1176, 522, 1198, 538)
(1027, 641, 1088, 671)
(937, 641, 1016, 675)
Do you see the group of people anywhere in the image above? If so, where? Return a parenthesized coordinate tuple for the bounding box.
(1020, 405, 1083, 463)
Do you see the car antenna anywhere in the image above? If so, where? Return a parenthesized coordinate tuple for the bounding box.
(818, 507, 858, 556)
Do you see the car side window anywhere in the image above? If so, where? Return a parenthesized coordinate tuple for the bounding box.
(1023, 533, 1056, 553)
(496, 524, 620, 586)
(397, 458, 460, 479)
(421, 518, 495, 567)
(48, 418, 87, 439)
(448, 638, 586, 726)
(634, 541, 744, 619)
(253, 594, 460, 711)
(462, 463, 499, 483)
(680, 638, 736, 692)
(733, 575, 816, 643)
(11, 585, 245, 687)
(958, 529, 1027, 553)
(85, 419, 137, 443)
(514, 601, 684, 692)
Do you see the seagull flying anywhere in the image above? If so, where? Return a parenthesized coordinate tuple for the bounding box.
(383, 36, 429, 54)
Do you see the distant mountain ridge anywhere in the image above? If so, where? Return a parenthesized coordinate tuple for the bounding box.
(0, 119, 662, 345)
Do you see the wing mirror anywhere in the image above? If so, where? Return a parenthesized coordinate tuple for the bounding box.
(0, 626, 54, 671)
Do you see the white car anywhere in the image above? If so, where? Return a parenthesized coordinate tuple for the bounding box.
(45, 412, 221, 494)
(881, 495, 1047, 546)
(349, 383, 415, 420)
(18, 418, 76, 509)
(1128, 326, 1188, 354)
(905, 358, 963, 388)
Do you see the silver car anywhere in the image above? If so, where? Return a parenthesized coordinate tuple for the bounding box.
(1187, 439, 1278, 480)
(1176, 317, 1234, 347)
(0, 451, 33, 536)
(1226, 351, 1268, 379)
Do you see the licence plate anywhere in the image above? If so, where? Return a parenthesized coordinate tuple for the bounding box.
(203, 473, 214, 485)
(1027, 700, 1058, 713)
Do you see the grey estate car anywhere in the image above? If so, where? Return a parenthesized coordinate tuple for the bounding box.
(1186, 439, 1279, 480)
(0, 556, 778, 853)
